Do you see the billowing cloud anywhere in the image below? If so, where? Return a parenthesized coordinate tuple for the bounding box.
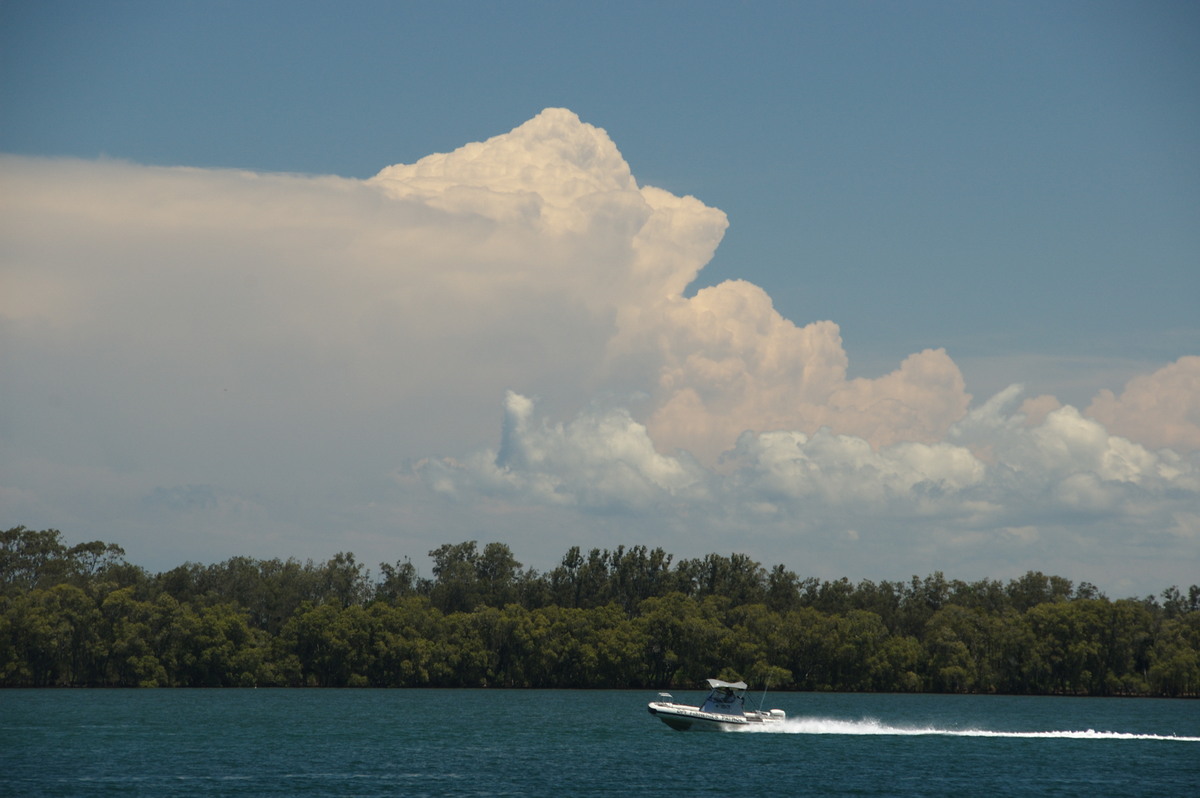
(422, 386, 1199, 590)
(1, 108, 1196, 593)
(641, 278, 970, 461)
(1086, 356, 1200, 452)
(419, 390, 710, 513)
(425, 386, 1197, 528)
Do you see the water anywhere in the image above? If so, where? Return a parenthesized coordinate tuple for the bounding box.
(2, 689, 1197, 797)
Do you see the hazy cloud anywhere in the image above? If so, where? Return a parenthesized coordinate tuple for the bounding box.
(2, 108, 1196, 592)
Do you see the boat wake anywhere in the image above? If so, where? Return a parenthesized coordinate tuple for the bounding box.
(736, 716, 1200, 742)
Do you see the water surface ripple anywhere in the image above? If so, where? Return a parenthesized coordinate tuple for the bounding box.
(2, 690, 1196, 797)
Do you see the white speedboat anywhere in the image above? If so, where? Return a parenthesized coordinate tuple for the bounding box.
(647, 678, 786, 731)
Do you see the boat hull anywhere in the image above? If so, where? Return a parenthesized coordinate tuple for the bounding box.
(647, 701, 782, 732)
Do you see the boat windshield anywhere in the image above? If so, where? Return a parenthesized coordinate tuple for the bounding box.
(699, 682, 747, 716)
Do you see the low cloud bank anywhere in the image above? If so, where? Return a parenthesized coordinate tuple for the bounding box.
(420, 385, 1198, 541)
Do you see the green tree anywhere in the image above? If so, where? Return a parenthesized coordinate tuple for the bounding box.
(1, 527, 69, 592)
(678, 553, 766, 606)
(100, 587, 165, 686)
(768, 607, 835, 690)
(828, 610, 889, 691)
(376, 558, 423, 603)
(476, 543, 522, 608)
(428, 541, 482, 613)
(281, 602, 376, 687)
(1148, 612, 1200, 696)
(636, 593, 723, 687)
(364, 597, 440, 686)
(1007, 571, 1073, 612)
(764, 564, 802, 613)
(320, 552, 372, 609)
(607, 545, 675, 612)
(869, 635, 922, 692)
(923, 605, 982, 692)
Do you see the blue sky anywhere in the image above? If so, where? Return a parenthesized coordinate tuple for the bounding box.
(2, 1, 1198, 595)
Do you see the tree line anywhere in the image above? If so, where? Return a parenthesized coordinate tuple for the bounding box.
(2, 526, 1197, 695)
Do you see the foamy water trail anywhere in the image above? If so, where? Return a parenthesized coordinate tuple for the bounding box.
(737, 717, 1200, 742)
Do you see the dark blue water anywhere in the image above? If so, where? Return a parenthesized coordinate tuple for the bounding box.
(2, 689, 1197, 797)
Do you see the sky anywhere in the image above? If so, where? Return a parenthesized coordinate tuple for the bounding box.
(2, 0, 1198, 597)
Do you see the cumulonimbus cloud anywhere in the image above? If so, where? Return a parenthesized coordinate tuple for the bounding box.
(1, 108, 1196, 590)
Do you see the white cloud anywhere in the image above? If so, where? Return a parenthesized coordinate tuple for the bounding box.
(418, 391, 709, 513)
(419, 382, 1198, 589)
(2, 108, 1197, 593)
(427, 388, 1196, 527)
(609, 277, 973, 464)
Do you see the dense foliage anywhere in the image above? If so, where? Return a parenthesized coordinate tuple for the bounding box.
(2, 526, 1197, 694)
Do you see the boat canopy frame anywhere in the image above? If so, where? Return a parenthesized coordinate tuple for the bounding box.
(705, 678, 748, 691)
